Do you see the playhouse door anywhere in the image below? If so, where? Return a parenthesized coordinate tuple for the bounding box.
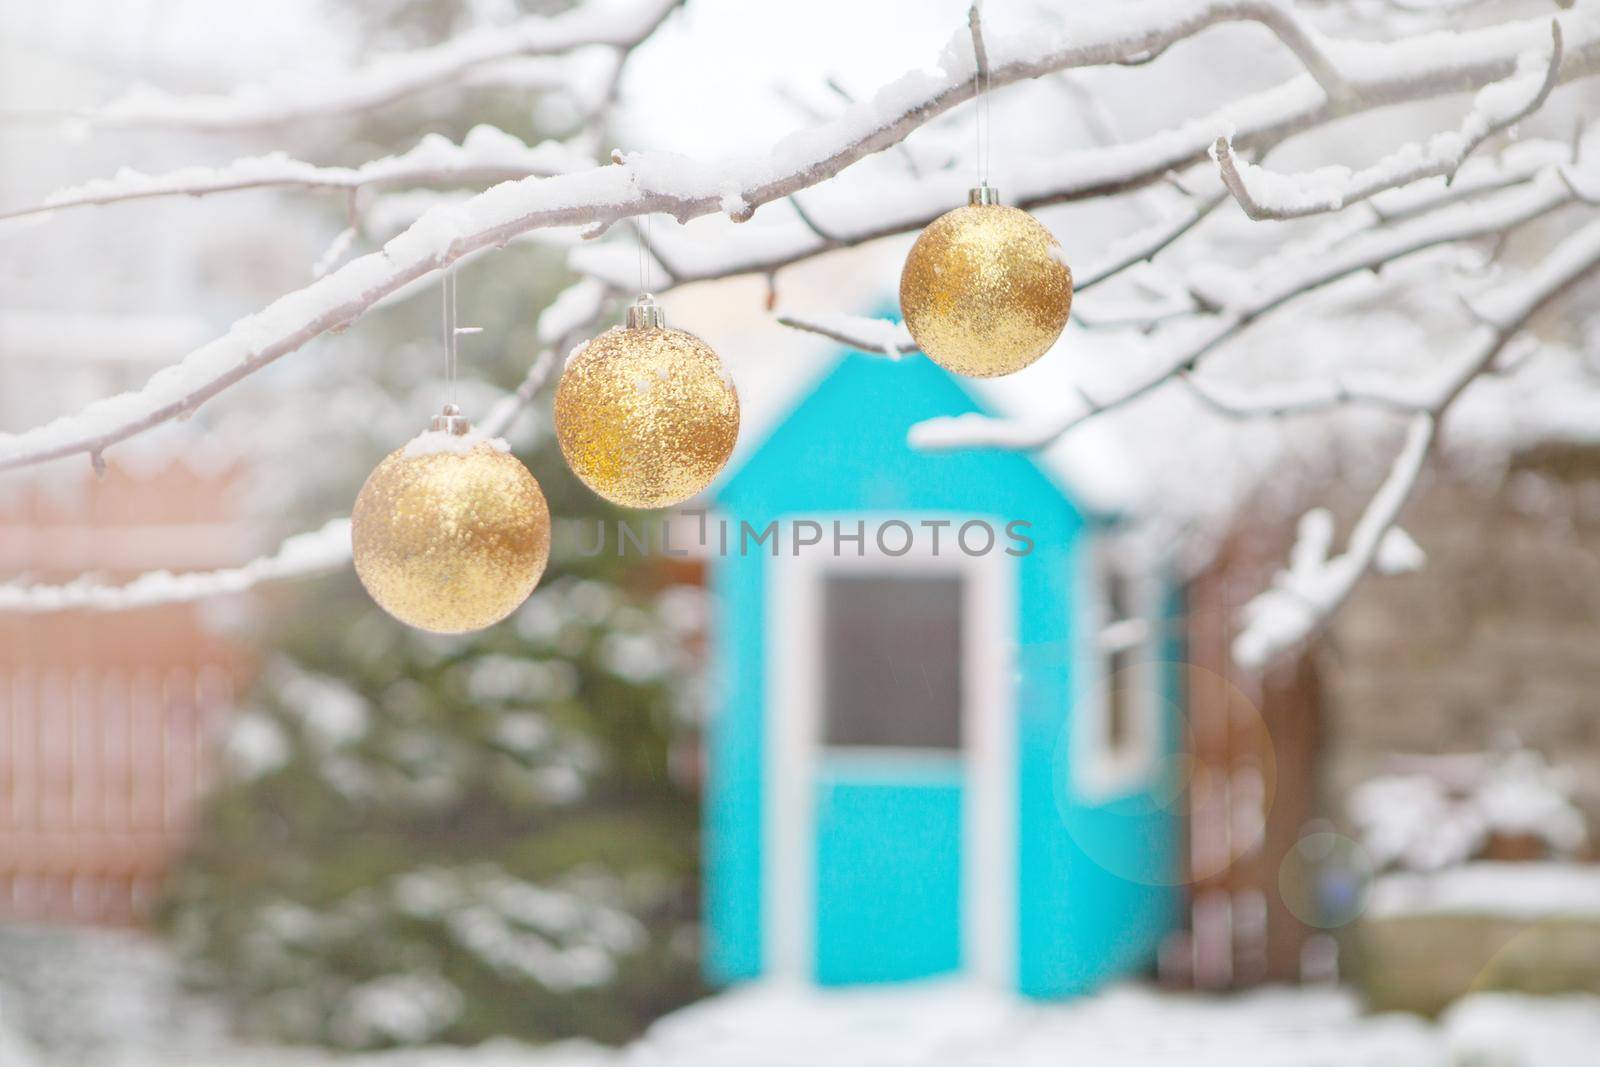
(767, 531, 1015, 987)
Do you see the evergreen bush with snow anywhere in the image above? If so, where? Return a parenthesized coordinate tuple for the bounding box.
(162, 537, 707, 1048)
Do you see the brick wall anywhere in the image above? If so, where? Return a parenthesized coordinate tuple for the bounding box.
(1324, 444, 1600, 835)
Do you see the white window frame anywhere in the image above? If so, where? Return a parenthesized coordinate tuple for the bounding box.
(762, 514, 1017, 986)
(1071, 535, 1164, 801)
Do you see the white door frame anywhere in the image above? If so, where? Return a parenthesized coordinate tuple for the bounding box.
(762, 514, 1017, 985)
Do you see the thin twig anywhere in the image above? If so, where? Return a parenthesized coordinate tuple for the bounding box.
(1213, 20, 1565, 221)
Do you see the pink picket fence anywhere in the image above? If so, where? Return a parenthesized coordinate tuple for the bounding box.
(0, 457, 249, 924)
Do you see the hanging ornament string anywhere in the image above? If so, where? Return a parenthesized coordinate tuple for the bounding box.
(898, 3, 1073, 380)
(350, 260, 551, 635)
(442, 267, 458, 405)
(636, 212, 654, 298)
(438, 266, 482, 428)
(969, 3, 992, 189)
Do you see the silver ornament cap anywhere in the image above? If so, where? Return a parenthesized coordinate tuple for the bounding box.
(626, 293, 667, 330)
(968, 184, 1000, 206)
(430, 402, 471, 435)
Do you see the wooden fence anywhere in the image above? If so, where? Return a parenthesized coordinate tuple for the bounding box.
(0, 457, 249, 924)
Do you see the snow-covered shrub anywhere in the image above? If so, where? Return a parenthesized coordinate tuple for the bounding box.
(1349, 745, 1588, 873)
(162, 555, 708, 1048)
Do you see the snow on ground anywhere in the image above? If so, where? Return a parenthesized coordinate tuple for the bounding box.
(2, 924, 1598, 1067)
(0, 925, 230, 1067)
(1442, 993, 1600, 1067)
(628, 981, 1444, 1067)
(1367, 862, 1600, 922)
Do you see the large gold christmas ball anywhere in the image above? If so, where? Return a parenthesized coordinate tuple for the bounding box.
(899, 200, 1072, 377)
(555, 323, 739, 509)
(351, 440, 550, 634)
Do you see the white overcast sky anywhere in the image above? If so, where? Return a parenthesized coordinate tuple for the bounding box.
(0, 0, 1099, 159)
(621, 0, 983, 157)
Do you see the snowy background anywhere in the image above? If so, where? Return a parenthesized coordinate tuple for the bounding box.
(4, 0, 1600, 1064)
(2, 924, 1600, 1067)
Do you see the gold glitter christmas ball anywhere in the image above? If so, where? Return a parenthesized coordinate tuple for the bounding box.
(555, 298, 739, 510)
(899, 188, 1072, 378)
(351, 428, 550, 634)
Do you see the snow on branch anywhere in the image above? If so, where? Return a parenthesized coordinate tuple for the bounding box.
(0, 127, 590, 223)
(776, 313, 917, 357)
(3, 1, 1597, 478)
(773, 190, 1229, 357)
(1180, 371, 1424, 420)
(1386, 0, 1508, 15)
(0, 519, 353, 613)
(1369, 134, 1578, 225)
(20, 0, 683, 133)
(1212, 20, 1566, 221)
(1232, 415, 1435, 667)
(0, 280, 607, 616)
(578, 10, 1598, 297)
(1233, 214, 1600, 666)
(909, 165, 1583, 451)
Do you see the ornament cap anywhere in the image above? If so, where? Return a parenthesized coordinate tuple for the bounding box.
(968, 184, 1000, 206)
(626, 294, 667, 330)
(430, 402, 471, 436)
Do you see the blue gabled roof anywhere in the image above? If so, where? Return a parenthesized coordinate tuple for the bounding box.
(717, 349, 1089, 524)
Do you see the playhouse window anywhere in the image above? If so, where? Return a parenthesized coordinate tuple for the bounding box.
(1074, 548, 1162, 799)
(1104, 569, 1138, 751)
(821, 574, 963, 750)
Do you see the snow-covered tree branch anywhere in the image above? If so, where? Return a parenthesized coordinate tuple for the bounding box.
(5, 0, 1600, 672)
(1210, 19, 1566, 221)
(0, 519, 355, 613)
(0, 128, 590, 224)
(1233, 213, 1600, 664)
(1, 0, 684, 132)
(905, 162, 1586, 448)
(4, 0, 1593, 472)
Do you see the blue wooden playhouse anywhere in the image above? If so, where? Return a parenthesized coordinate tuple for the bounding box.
(702, 347, 1185, 997)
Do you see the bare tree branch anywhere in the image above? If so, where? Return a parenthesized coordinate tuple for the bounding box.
(967, 3, 991, 87)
